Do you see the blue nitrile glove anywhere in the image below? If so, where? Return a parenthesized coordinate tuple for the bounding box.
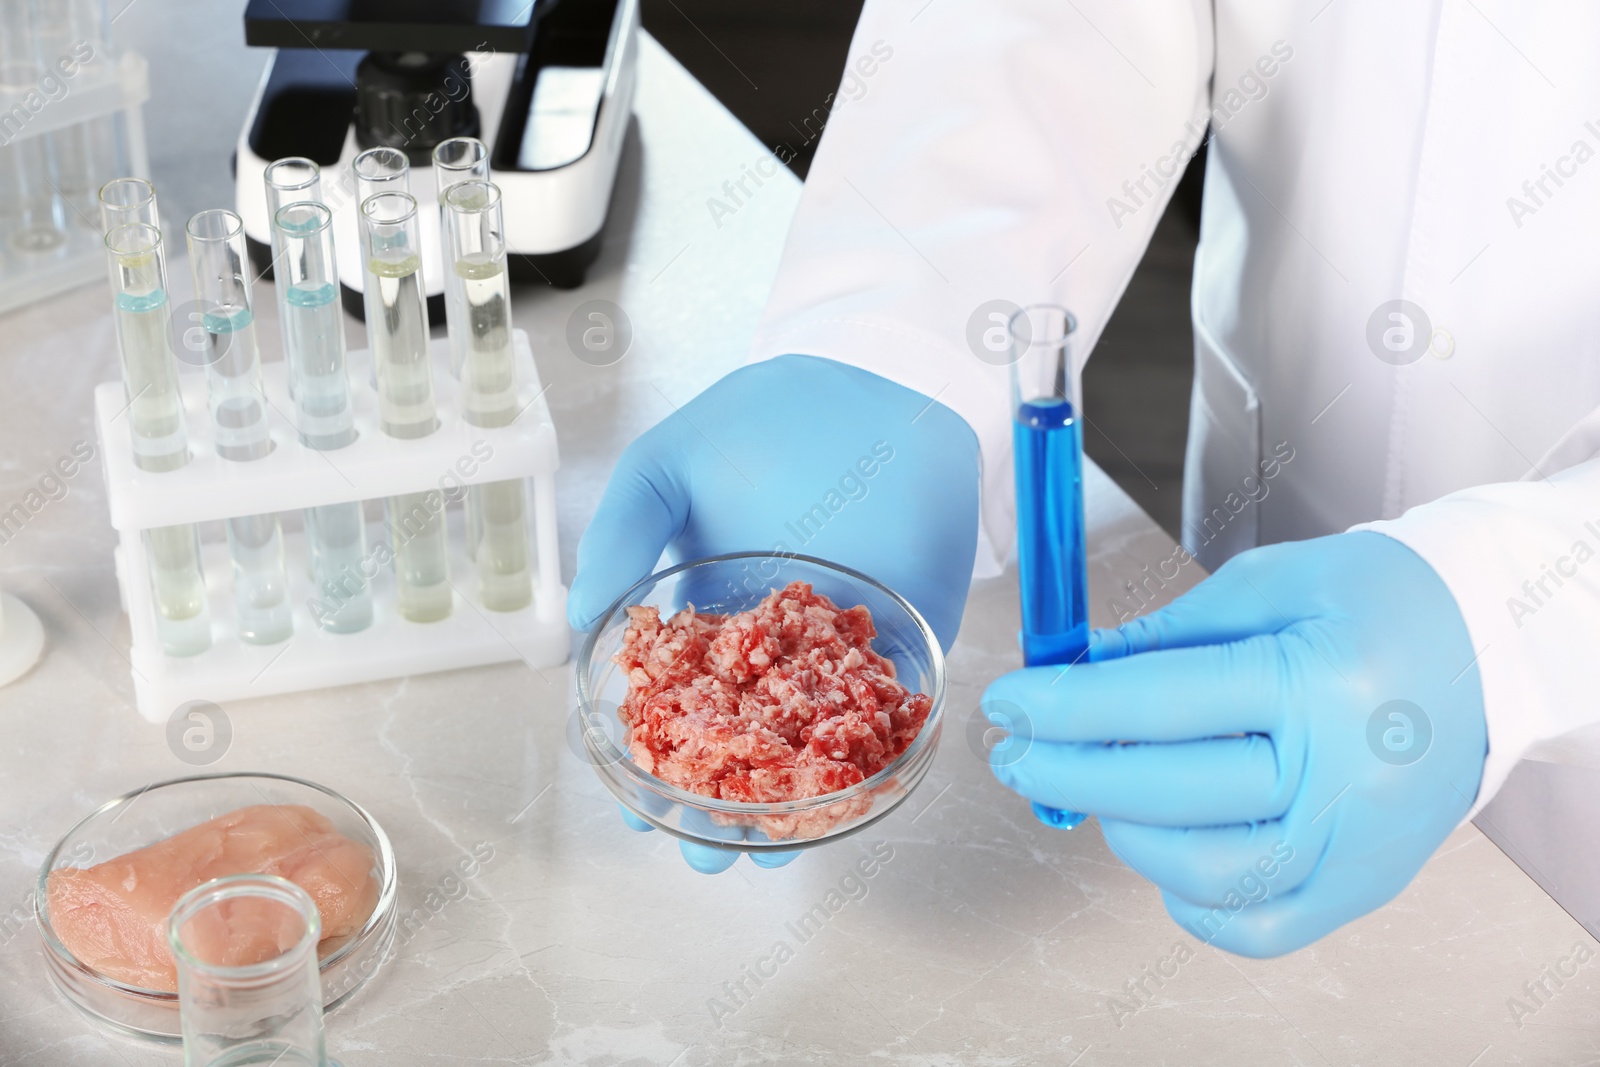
(572, 354, 981, 872)
(983, 532, 1489, 957)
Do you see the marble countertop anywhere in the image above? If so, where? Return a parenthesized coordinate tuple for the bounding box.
(0, 34, 1596, 1067)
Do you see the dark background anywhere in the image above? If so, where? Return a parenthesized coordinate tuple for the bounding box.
(642, 0, 1202, 539)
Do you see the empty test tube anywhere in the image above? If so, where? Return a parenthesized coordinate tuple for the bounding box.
(263, 157, 322, 244)
(444, 180, 533, 612)
(432, 137, 489, 381)
(271, 197, 373, 633)
(353, 145, 409, 202)
(98, 177, 156, 232)
(187, 208, 291, 645)
(360, 188, 452, 622)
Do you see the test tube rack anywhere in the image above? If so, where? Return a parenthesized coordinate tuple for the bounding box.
(0, 50, 151, 314)
(93, 328, 567, 722)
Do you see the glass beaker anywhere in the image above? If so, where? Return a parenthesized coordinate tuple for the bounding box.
(167, 873, 330, 1067)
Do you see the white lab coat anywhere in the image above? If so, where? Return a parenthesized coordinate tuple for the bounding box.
(747, 0, 1600, 814)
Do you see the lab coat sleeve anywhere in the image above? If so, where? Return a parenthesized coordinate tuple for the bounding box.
(746, 0, 1216, 573)
(1355, 453, 1600, 815)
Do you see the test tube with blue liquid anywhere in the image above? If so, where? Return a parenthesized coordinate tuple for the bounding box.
(1010, 304, 1088, 830)
(262, 158, 322, 402)
(186, 208, 292, 645)
(270, 196, 373, 633)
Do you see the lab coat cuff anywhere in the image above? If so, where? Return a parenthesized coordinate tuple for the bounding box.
(1351, 507, 1570, 824)
(748, 315, 1013, 578)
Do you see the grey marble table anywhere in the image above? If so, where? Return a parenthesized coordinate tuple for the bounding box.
(0, 34, 1596, 1067)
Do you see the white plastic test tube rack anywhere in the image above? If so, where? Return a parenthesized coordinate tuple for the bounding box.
(0, 49, 151, 314)
(93, 329, 567, 722)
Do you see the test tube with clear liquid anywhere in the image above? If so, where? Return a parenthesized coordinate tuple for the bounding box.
(431, 137, 489, 382)
(431, 141, 491, 563)
(272, 199, 373, 633)
(104, 218, 211, 655)
(263, 158, 322, 403)
(359, 183, 452, 622)
(0, 3, 68, 252)
(187, 208, 292, 645)
(167, 874, 331, 1067)
(444, 180, 533, 612)
(1010, 304, 1088, 831)
(37, 0, 116, 226)
(352, 146, 411, 402)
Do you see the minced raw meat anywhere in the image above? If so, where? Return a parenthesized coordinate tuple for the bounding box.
(612, 581, 932, 839)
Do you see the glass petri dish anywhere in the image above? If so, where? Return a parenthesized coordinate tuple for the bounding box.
(576, 552, 947, 853)
(34, 772, 397, 1042)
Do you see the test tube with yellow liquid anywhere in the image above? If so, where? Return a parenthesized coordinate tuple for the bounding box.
(443, 180, 533, 612)
(355, 153, 453, 623)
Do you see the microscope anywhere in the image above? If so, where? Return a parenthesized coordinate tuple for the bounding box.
(233, 0, 638, 319)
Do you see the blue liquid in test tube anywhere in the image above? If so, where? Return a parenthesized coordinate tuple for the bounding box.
(1010, 305, 1090, 831)
(1014, 398, 1089, 667)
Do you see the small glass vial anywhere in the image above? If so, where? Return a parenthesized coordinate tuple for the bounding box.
(167, 874, 331, 1067)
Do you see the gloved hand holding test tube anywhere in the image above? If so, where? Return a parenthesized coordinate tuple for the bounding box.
(1008, 304, 1089, 831)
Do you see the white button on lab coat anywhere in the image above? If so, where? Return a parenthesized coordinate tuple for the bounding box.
(748, 0, 1600, 811)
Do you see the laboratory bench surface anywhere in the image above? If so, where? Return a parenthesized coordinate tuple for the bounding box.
(1, 35, 1597, 1067)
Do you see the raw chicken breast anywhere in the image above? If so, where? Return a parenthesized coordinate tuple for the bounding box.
(46, 804, 379, 990)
